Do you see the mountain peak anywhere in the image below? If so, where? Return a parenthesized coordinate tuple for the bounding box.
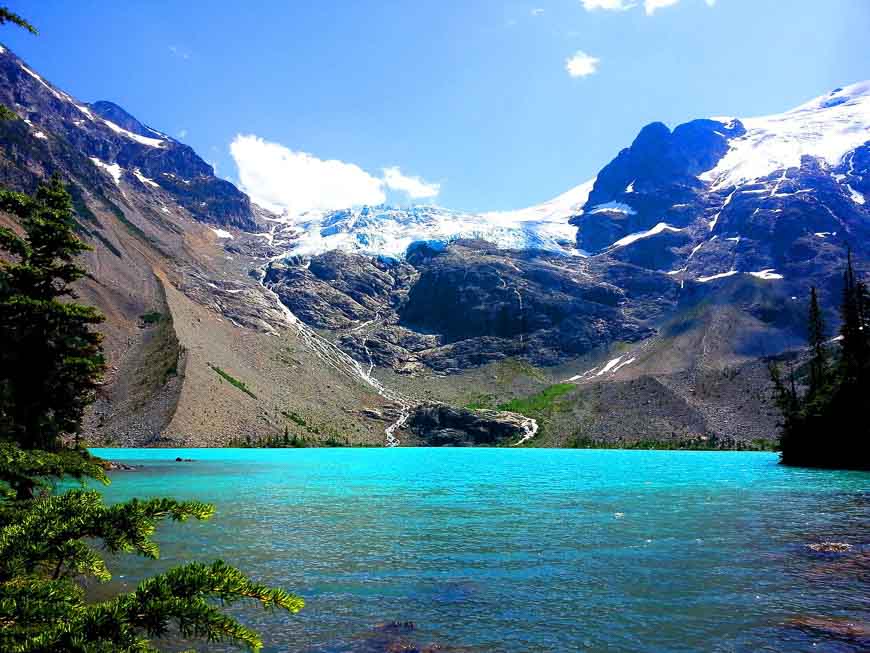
(88, 100, 169, 141)
(700, 80, 870, 190)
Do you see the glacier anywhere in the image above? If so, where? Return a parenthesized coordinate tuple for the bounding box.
(269, 179, 595, 260)
(260, 82, 869, 262)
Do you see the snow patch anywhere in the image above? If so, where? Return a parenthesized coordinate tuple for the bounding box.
(596, 356, 624, 376)
(211, 228, 233, 239)
(588, 201, 637, 215)
(697, 270, 738, 283)
(74, 104, 95, 120)
(608, 222, 682, 250)
(89, 157, 123, 184)
(102, 118, 165, 148)
(19, 64, 70, 104)
(32, 131, 47, 140)
(612, 357, 636, 373)
(133, 169, 160, 188)
(700, 81, 870, 190)
(847, 184, 866, 205)
(749, 269, 784, 280)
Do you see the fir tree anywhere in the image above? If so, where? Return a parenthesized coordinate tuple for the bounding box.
(0, 180, 304, 651)
(0, 8, 36, 121)
(0, 11, 304, 650)
(806, 286, 828, 399)
(838, 249, 869, 387)
(770, 252, 869, 470)
(0, 7, 37, 34)
(0, 177, 106, 450)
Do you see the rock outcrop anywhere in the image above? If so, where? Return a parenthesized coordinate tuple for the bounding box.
(405, 403, 528, 446)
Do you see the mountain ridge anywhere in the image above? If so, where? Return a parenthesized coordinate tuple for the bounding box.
(0, 44, 867, 449)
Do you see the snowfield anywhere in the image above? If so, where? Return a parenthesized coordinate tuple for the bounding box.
(700, 81, 870, 190)
(268, 179, 595, 259)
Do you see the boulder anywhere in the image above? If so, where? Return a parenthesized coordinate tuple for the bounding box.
(406, 402, 528, 446)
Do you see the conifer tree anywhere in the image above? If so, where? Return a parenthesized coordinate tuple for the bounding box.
(0, 11, 305, 650)
(0, 177, 105, 450)
(0, 7, 36, 34)
(771, 250, 869, 470)
(0, 181, 304, 652)
(0, 7, 35, 121)
(806, 286, 828, 399)
(838, 249, 869, 387)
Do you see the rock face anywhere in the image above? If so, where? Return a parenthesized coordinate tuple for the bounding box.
(261, 83, 869, 380)
(263, 240, 663, 372)
(0, 47, 255, 230)
(405, 403, 527, 446)
(574, 118, 745, 252)
(2, 44, 869, 448)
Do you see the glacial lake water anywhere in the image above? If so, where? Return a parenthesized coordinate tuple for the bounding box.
(89, 448, 870, 652)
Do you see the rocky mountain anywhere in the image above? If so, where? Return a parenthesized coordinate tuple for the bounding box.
(263, 82, 869, 369)
(0, 45, 255, 230)
(1, 42, 867, 449)
(0, 45, 398, 449)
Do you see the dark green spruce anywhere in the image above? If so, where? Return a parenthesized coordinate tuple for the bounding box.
(769, 252, 870, 470)
(0, 114, 302, 653)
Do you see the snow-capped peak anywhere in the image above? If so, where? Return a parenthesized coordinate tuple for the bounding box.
(700, 80, 870, 190)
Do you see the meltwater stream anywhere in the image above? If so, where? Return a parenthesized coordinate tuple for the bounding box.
(257, 256, 412, 446)
(91, 449, 869, 653)
(257, 253, 537, 446)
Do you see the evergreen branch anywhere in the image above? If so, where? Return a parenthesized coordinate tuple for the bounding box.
(0, 8, 37, 34)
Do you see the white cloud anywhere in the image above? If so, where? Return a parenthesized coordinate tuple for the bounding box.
(582, 0, 715, 14)
(580, 0, 637, 9)
(168, 45, 191, 60)
(644, 0, 680, 14)
(230, 134, 439, 215)
(531, 8, 545, 16)
(383, 166, 440, 199)
(565, 50, 600, 78)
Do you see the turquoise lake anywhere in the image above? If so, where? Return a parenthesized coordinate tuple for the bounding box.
(89, 448, 870, 652)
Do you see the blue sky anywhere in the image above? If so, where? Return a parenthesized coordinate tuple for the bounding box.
(2, 0, 868, 213)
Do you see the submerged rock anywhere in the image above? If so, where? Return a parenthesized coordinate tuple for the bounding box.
(807, 542, 853, 553)
(100, 460, 139, 471)
(306, 621, 477, 653)
(786, 616, 870, 645)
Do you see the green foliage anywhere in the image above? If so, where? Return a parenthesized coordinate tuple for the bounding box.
(770, 254, 870, 470)
(0, 8, 37, 34)
(0, 443, 107, 501)
(462, 393, 494, 410)
(496, 383, 575, 416)
(281, 410, 307, 427)
(208, 364, 257, 399)
(0, 446, 304, 652)
(139, 311, 163, 325)
(229, 432, 356, 448)
(0, 177, 106, 450)
(0, 104, 18, 121)
(0, 15, 304, 650)
(565, 435, 775, 451)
